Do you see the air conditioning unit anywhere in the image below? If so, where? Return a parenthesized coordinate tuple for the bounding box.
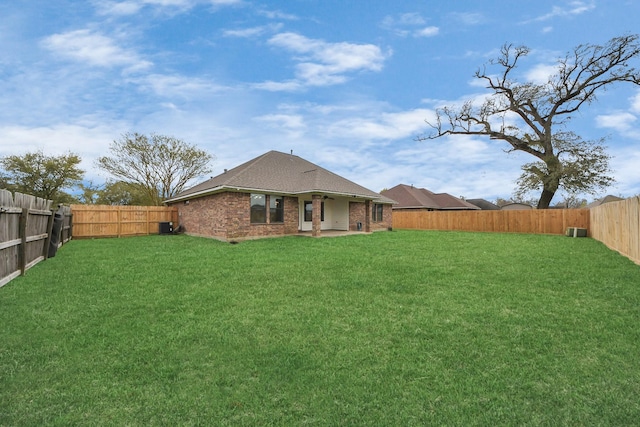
(566, 227, 587, 237)
(159, 221, 173, 234)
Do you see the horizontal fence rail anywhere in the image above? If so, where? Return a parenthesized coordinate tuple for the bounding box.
(70, 204, 179, 238)
(0, 190, 54, 288)
(590, 196, 640, 265)
(392, 209, 590, 235)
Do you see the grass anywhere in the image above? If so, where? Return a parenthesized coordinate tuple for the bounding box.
(1, 230, 639, 426)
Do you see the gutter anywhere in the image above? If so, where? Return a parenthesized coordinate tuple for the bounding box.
(165, 186, 387, 205)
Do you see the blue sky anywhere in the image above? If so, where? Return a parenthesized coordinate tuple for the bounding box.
(1, 0, 639, 203)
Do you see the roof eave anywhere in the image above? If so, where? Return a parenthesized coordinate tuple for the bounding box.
(165, 186, 387, 204)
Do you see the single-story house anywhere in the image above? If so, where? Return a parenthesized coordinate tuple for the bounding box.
(164, 150, 395, 241)
(500, 202, 534, 210)
(380, 184, 479, 211)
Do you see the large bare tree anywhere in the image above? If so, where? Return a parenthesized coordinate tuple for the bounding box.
(96, 133, 214, 206)
(421, 34, 640, 208)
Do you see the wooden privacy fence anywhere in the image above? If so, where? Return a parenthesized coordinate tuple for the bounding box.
(70, 204, 179, 238)
(60, 205, 72, 244)
(0, 190, 54, 288)
(393, 209, 590, 235)
(590, 196, 640, 265)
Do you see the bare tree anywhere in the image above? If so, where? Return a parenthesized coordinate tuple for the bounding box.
(96, 133, 214, 205)
(421, 34, 640, 208)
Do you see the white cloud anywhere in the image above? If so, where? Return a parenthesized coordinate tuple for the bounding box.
(524, 64, 557, 84)
(381, 13, 425, 32)
(630, 91, 640, 113)
(255, 113, 305, 129)
(136, 74, 228, 97)
(0, 122, 128, 181)
(389, 135, 526, 199)
(524, 0, 595, 23)
(415, 26, 439, 37)
(253, 80, 304, 92)
(397, 13, 426, 26)
(93, 1, 143, 15)
(593, 90, 640, 140)
(223, 27, 265, 38)
(223, 23, 283, 38)
(263, 32, 389, 89)
(596, 112, 639, 136)
(93, 0, 240, 15)
(41, 29, 152, 71)
(257, 8, 299, 20)
(254, 114, 306, 139)
(328, 109, 434, 141)
(381, 13, 439, 38)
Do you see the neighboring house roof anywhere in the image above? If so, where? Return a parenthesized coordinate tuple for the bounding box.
(587, 195, 624, 208)
(466, 198, 501, 210)
(500, 202, 533, 210)
(380, 184, 480, 210)
(165, 150, 395, 204)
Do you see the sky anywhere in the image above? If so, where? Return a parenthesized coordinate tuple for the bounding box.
(1, 0, 639, 204)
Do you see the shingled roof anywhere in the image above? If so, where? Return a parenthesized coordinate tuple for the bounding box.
(380, 184, 479, 210)
(466, 198, 501, 210)
(165, 150, 394, 203)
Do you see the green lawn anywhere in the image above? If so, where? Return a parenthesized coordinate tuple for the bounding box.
(1, 230, 639, 426)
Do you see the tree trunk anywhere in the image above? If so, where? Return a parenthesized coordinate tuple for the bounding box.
(537, 188, 556, 209)
(536, 156, 562, 209)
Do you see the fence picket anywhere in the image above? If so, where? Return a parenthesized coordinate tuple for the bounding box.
(0, 191, 53, 287)
(590, 197, 640, 265)
(69, 205, 178, 238)
(392, 209, 590, 235)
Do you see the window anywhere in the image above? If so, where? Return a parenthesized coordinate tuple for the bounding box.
(250, 194, 266, 223)
(372, 203, 384, 222)
(251, 194, 285, 224)
(270, 196, 284, 223)
(304, 200, 324, 222)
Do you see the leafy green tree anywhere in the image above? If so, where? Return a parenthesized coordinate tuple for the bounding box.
(422, 34, 640, 208)
(76, 181, 102, 204)
(513, 132, 614, 203)
(96, 133, 214, 206)
(96, 181, 153, 206)
(0, 150, 84, 204)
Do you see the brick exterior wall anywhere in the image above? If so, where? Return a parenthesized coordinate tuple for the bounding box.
(349, 201, 392, 232)
(176, 192, 391, 240)
(349, 202, 365, 231)
(176, 192, 299, 241)
(312, 194, 322, 237)
(177, 192, 230, 239)
(370, 203, 393, 231)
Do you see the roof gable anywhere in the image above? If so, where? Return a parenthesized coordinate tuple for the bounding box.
(381, 184, 479, 210)
(166, 150, 393, 203)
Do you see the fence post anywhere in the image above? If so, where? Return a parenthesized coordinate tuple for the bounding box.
(18, 208, 28, 275)
(117, 208, 122, 238)
(43, 208, 55, 260)
(68, 212, 73, 241)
